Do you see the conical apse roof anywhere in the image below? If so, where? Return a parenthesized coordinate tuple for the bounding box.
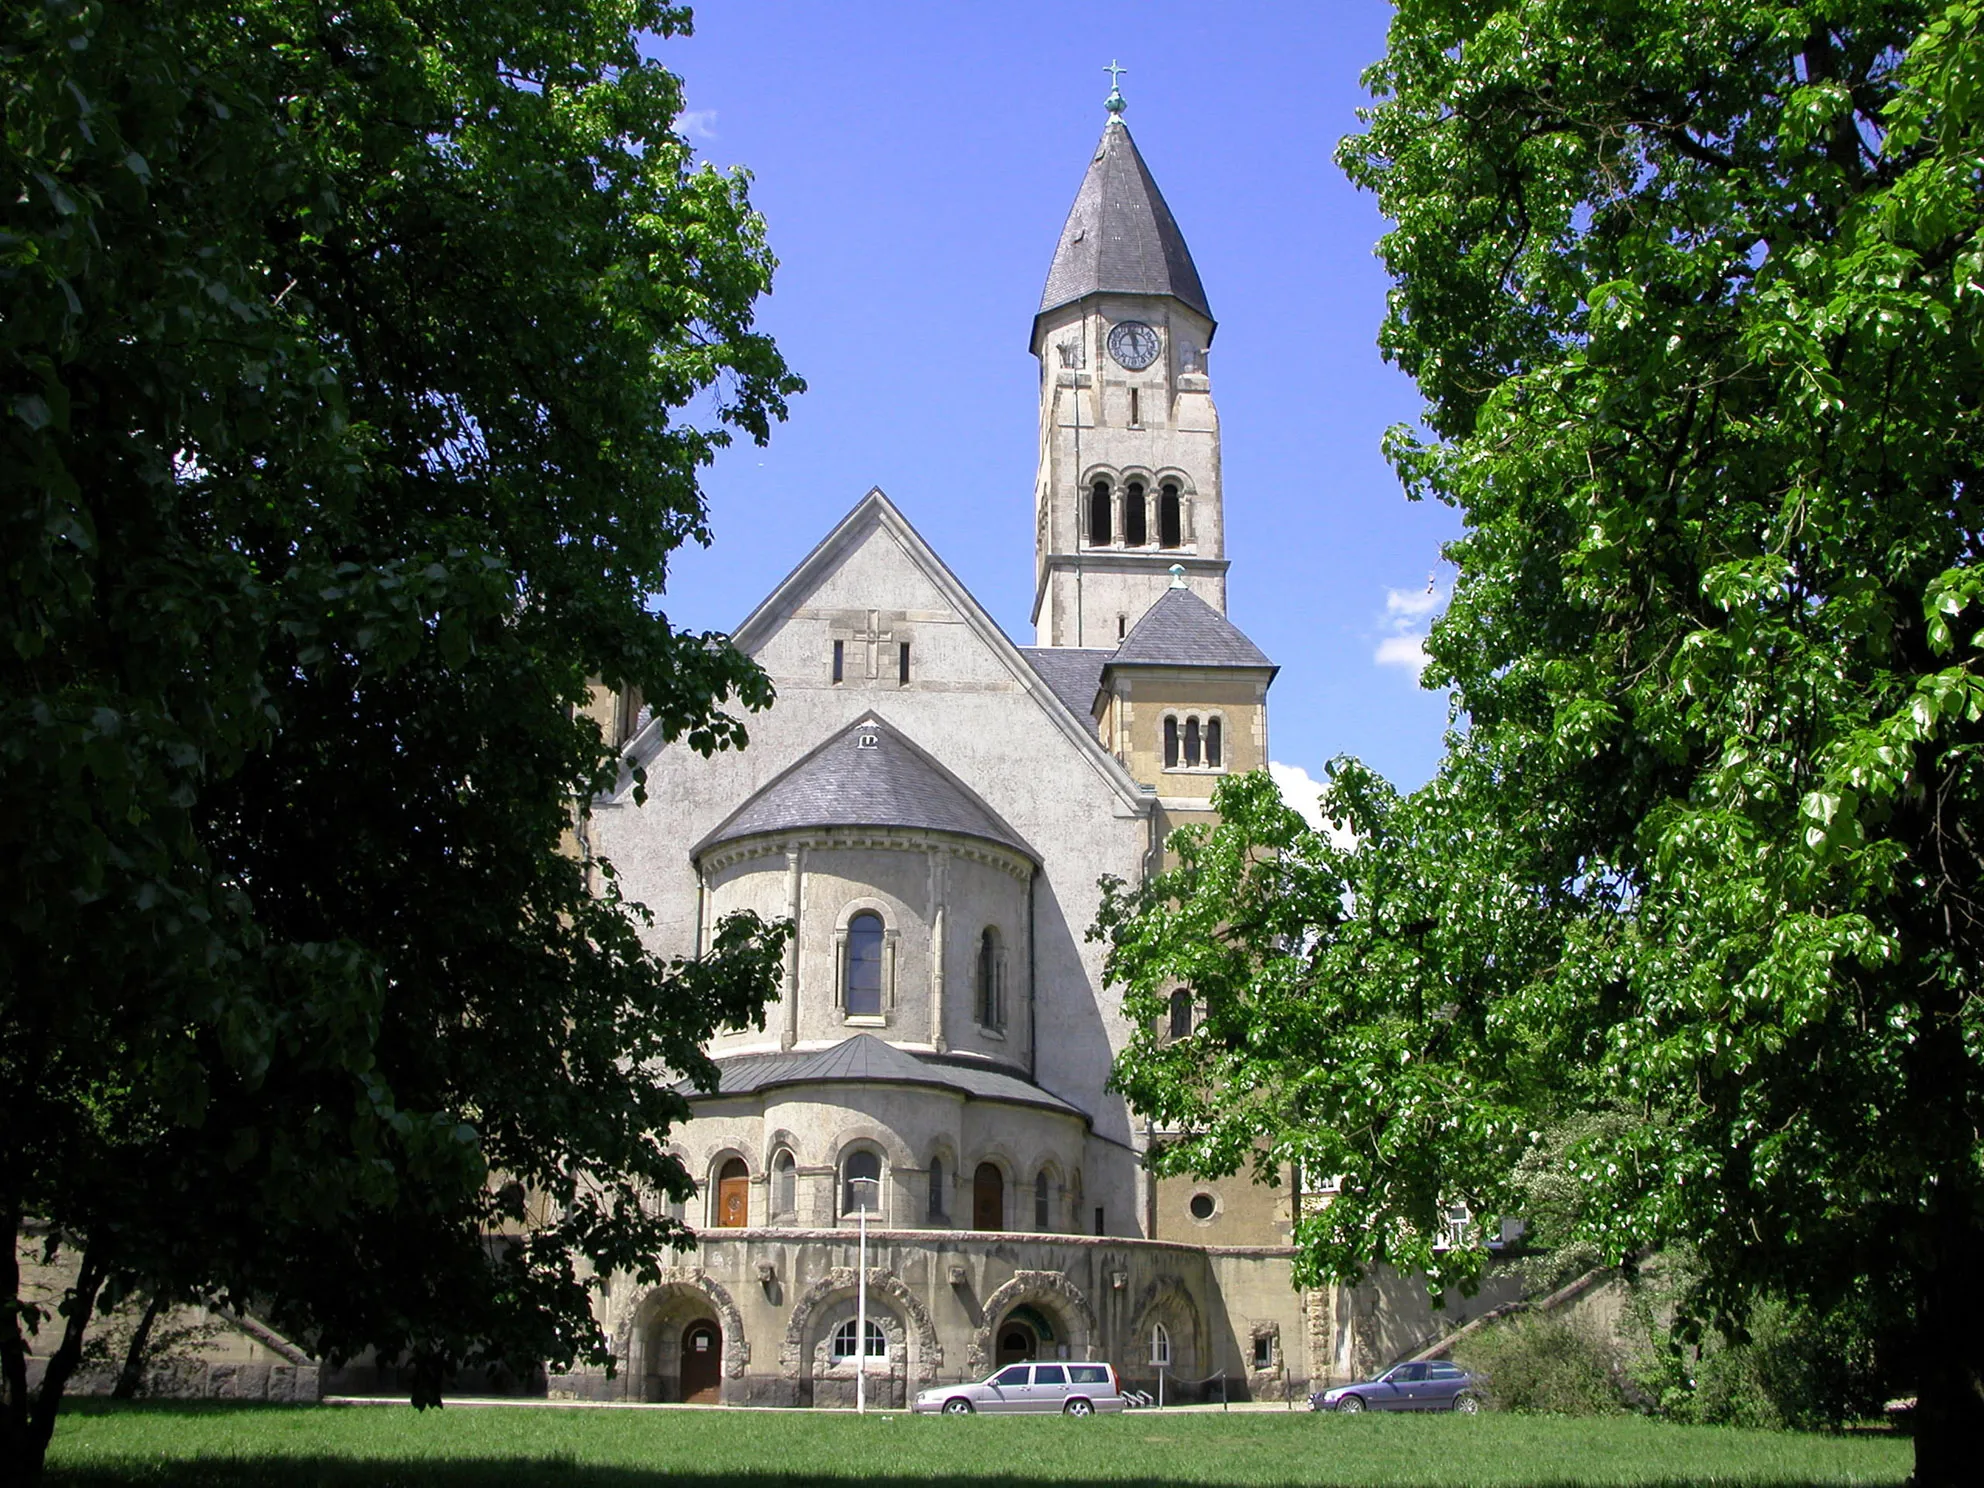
(1036, 117, 1212, 342)
(691, 715, 1036, 862)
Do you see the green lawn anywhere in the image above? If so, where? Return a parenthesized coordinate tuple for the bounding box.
(42, 1400, 1910, 1487)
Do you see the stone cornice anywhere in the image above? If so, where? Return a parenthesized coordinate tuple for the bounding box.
(680, 1226, 1299, 1260)
(699, 828, 1033, 884)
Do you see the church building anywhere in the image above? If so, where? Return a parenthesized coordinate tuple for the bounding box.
(569, 93, 1378, 1409)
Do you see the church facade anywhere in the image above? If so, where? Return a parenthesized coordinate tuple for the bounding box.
(564, 104, 1414, 1410)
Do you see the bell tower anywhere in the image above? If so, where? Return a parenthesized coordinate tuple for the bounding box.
(1030, 78, 1226, 649)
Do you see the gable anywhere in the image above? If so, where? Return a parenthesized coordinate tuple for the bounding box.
(713, 489, 1149, 814)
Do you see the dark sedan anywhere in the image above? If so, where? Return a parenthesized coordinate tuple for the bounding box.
(1310, 1360, 1483, 1412)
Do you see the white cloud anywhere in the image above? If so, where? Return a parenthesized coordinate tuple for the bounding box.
(1270, 760, 1326, 830)
(1385, 585, 1442, 619)
(1270, 762, 1355, 848)
(1374, 633, 1430, 673)
(677, 109, 719, 140)
(1374, 576, 1445, 677)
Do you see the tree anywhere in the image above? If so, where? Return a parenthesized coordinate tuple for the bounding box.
(2, 1, 798, 1476)
(1102, 3, 1984, 1479)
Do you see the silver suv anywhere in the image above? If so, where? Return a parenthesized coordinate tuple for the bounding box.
(913, 1361, 1127, 1415)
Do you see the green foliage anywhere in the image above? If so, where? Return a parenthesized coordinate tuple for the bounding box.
(1097, 766, 1553, 1303)
(1622, 1260, 1892, 1431)
(1504, 1113, 1640, 1293)
(2, 0, 797, 1471)
(1104, 2, 1984, 1477)
(1452, 1313, 1626, 1417)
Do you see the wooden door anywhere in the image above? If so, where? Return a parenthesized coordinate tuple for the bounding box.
(973, 1163, 1003, 1231)
(680, 1320, 722, 1404)
(716, 1158, 748, 1228)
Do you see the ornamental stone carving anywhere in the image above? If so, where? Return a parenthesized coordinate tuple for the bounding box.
(968, 1270, 1097, 1374)
(613, 1267, 751, 1379)
(781, 1266, 942, 1382)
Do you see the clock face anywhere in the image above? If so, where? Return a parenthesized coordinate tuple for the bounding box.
(1108, 321, 1161, 371)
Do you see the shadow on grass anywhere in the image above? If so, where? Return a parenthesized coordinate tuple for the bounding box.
(43, 1469, 1915, 1488)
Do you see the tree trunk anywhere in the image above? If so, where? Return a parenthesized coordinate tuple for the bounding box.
(2, 1204, 34, 1481)
(1912, 1197, 1984, 1488)
(111, 1294, 166, 1401)
(1, 1238, 106, 1486)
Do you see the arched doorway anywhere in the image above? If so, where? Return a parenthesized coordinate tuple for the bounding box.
(715, 1158, 749, 1228)
(680, 1318, 722, 1403)
(995, 1318, 1037, 1367)
(973, 1162, 1003, 1230)
(995, 1302, 1056, 1367)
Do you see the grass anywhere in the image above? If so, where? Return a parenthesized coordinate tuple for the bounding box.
(40, 1400, 1913, 1487)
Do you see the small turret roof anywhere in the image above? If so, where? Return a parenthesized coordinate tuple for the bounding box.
(1108, 585, 1275, 672)
(691, 714, 1036, 862)
(1036, 118, 1212, 342)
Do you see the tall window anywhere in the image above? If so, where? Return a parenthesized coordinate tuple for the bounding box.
(841, 1149, 881, 1219)
(1034, 1170, 1052, 1230)
(928, 1157, 947, 1221)
(1150, 1323, 1172, 1368)
(1206, 717, 1222, 768)
(1124, 481, 1147, 545)
(1159, 484, 1182, 548)
(976, 927, 1003, 1029)
(772, 1149, 797, 1218)
(1184, 716, 1202, 766)
(1169, 989, 1193, 1039)
(831, 1318, 886, 1360)
(845, 912, 883, 1016)
(898, 640, 911, 686)
(1088, 480, 1112, 545)
(973, 1162, 1003, 1230)
(1163, 716, 1180, 768)
(832, 639, 844, 683)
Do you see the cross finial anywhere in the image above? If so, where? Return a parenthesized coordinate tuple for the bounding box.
(1104, 59, 1128, 116)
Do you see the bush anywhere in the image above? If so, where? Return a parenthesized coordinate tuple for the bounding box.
(1623, 1286, 1893, 1431)
(1453, 1312, 1626, 1415)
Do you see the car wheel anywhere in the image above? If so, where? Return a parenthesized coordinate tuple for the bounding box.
(943, 1398, 974, 1414)
(1064, 1398, 1094, 1417)
(1337, 1394, 1365, 1414)
(1453, 1392, 1480, 1414)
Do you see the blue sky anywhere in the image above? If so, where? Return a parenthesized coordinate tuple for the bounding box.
(647, 1, 1460, 797)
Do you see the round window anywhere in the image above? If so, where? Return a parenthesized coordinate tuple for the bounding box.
(1189, 1192, 1216, 1221)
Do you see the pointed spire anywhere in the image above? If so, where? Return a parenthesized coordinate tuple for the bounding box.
(1034, 105, 1213, 344)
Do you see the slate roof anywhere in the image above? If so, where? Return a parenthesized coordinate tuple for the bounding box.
(692, 715, 1036, 862)
(682, 1034, 1083, 1119)
(1018, 646, 1110, 723)
(1109, 586, 1275, 671)
(1037, 119, 1212, 336)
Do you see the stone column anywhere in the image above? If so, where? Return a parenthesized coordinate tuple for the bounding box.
(781, 845, 802, 1050)
(929, 849, 948, 1052)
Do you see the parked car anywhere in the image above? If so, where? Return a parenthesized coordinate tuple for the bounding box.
(1310, 1360, 1484, 1413)
(912, 1361, 1128, 1415)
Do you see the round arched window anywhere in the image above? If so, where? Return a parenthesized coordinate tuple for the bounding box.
(845, 912, 884, 1016)
(841, 1149, 881, 1219)
(772, 1149, 797, 1218)
(831, 1318, 886, 1360)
